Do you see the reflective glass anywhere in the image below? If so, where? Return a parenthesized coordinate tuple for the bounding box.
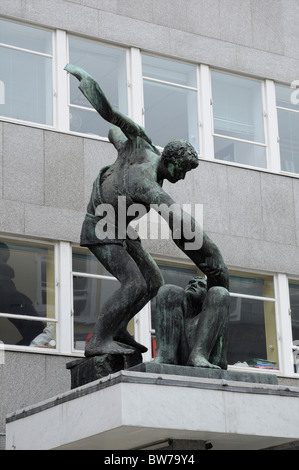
(276, 84, 299, 112)
(73, 276, 120, 350)
(0, 239, 55, 347)
(0, 19, 52, 54)
(289, 282, 299, 342)
(228, 273, 277, 369)
(69, 106, 111, 137)
(277, 109, 299, 173)
(289, 281, 299, 373)
(72, 248, 120, 350)
(142, 55, 199, 150)
(143, 80, 199, 150)
(229, 273, 274, 298)
(0, 47, 53, 124)
(68, 37, 127, 136)
(142, 54, 197, 87)
(212, 71, 265, 143)
(228, 297, 278, 368)
(214, 136, 267, 168)
(72, 248, 113, 276)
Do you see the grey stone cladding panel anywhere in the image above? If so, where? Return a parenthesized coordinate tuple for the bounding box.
(45, 131, 85, 212)
(3, 124, 44, 205)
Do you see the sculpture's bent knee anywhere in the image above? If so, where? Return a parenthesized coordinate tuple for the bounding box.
(207, 286, 230, 308)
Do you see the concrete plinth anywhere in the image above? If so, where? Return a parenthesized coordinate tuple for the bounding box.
(66, 350, 142, 389)
(6, 368, 299, 450)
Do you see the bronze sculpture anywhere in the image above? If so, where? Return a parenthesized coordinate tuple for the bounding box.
(65, 64, 229, 368)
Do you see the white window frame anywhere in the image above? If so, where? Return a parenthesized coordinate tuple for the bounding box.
(0, 235, 59, 355)
(227, 269, 279, 373)
(275, 83, 299, 176)
(140, 52, 200, 151)
(0, 237, 297, 377)
(209, 69, 269, 171)
(0, 18, 55, 130)
(0, 17, 297, 178)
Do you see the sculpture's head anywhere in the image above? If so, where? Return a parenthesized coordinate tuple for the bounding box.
(161, 139, 199, 183)
(0, 242, 10, 263)
(185, 276, 207, 307)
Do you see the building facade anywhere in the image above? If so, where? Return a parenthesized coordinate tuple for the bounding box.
(1, 0, 299, 450)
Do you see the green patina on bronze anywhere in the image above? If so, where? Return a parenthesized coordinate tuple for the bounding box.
(65, 64, 229, 369)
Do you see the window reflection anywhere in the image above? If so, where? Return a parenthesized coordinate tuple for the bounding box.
(0, 19, 53, 125)
(276, 84, 299, 174)
(68, 37, 127, 137)
(0, 240, 55, 347)
(72, 248, 121, 350)
(142, 54, 199, 151)
(288, 281, 299, 372)
(227, 273, 278, 369)
(212, 71, 266, 168)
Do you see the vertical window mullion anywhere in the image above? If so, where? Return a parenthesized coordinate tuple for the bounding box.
(275, 273, 294, 375)
(57, 241, 73, 354)
(134, 304, 152, 362)
(264, 79, 281, 172)
(199, 64, 214, 160)
(55, 29, 69, 132)
(128, 47, 144, 125)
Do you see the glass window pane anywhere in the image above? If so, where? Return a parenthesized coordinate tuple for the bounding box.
(72, 247, 113, 277)
(143, 80, 199, 150)
(142, 54, 199, 151)
(0, 46, 53, 125)
(0, 19, 52, 54)
(229, 272, 274, 298)
(228, 272, 277, 369)
(142, 54, 197, 87)
(69, 106, 111, 137)
(277, 109, 299, 173)
(212, 71, 265, 143)
(289, 281, 299, 373)
(72, 247, 120, 350)
(276, 84, 299, 112)
(228, 297, 278, 369)
(289, 282, 299, 342)
(68, 37, 127, 136)
(73, 276, 120, 350)
(0, 239, 55, 347)
(214, 136, 267, 168)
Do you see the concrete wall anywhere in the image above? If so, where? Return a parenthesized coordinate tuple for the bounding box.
(0, 351, 73, 449)
(2, 121, 299, 277)
(1, 0, 299, 84)
(1, 0, 299, 448)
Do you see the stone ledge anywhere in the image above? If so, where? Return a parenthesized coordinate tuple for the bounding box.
(128, 362, 278, 385)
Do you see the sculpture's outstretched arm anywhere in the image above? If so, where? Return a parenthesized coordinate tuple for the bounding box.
(65, 64, 154, 147)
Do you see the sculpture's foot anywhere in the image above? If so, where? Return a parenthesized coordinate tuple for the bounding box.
(114, 330, 148, 353)
(187, 355, 220, 369)
(153, 355, 176, 365)
(85, 340, 136, 357)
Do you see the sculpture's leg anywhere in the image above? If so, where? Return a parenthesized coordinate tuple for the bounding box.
(187, 286, 229, 369)
(85, 241, 163, 357)
(113, 239, 164, 352)
(153, 285, 187, 364)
